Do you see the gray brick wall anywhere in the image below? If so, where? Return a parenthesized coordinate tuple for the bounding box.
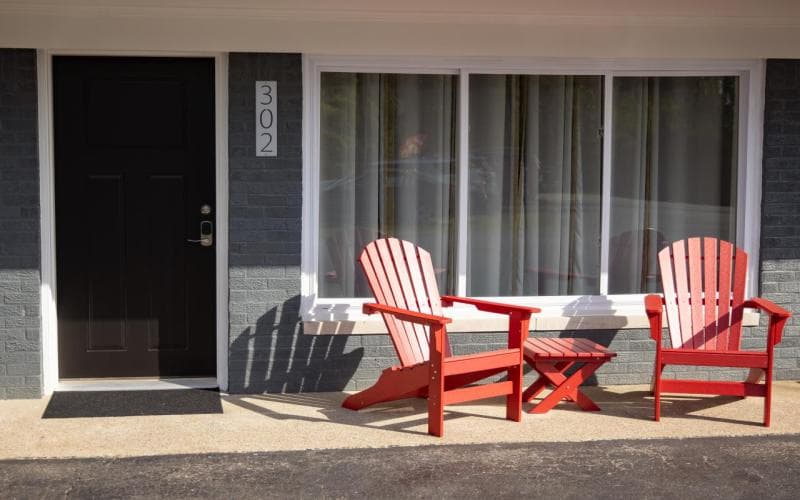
(228, 55, 800, 394)
(760, 59, 800, 380)
(227, 53, 363, 392)
(0, 49, 41, 399)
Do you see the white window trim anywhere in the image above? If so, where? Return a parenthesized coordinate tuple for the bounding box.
(301, 55, 764, 334)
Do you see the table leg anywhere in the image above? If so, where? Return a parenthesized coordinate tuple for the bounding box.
(528, 361, 604, 414)
(522, 361, 573, 402)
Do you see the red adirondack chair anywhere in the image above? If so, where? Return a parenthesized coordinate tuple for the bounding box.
(645, 237, 791, 426)
(342, 238, 540, 437)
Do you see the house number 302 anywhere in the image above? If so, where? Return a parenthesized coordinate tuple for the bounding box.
(255, 81, 277, 157)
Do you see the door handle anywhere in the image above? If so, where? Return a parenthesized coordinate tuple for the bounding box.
(187, 220, 213, 247)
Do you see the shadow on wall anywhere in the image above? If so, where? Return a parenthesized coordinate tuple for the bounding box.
(229, 295, 363, 394)
(552, 295, 629, 386)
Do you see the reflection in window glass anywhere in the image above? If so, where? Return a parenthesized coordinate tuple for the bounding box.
(609, 76, 738, 294)
(468, 75, 604, 296)
(318, 73, 457, 298)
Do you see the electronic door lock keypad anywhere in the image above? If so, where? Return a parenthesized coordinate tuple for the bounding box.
(187, 204, 214, 247)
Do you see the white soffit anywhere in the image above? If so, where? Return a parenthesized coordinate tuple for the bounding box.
(2, 1, 800, 57)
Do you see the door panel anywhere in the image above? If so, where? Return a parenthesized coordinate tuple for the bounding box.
(54, 56, 216, 378)
(86, 174, 126, 352)
(147, 174, 187, 351)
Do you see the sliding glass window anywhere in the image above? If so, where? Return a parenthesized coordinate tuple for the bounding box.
(317, 72, 458, 298)
(608, 76, 739, 294)
(307, 59, 750, 313)
(467, 74, 604, 296)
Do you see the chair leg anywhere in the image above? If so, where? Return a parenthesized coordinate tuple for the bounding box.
(427, 325, 446, 437)
(506, 363, 523, 422)
(764, 366, 773, 427)
(428, 376, 444, 437)
(650, 365, 665, 396)
(654, 362, 662, 422)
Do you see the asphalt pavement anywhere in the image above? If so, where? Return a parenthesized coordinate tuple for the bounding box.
(2, 434, 799, 499)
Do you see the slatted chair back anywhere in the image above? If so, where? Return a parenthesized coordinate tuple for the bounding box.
(657, 237, 748, 351)
(359, 238, 452, 367)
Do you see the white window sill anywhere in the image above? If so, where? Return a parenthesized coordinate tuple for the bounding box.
(302, 311, 760, 335)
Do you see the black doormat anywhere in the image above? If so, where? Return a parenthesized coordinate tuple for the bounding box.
(42, 389, 223, 418)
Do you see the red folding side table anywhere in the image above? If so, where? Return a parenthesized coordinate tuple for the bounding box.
(522, 337, 617, 414)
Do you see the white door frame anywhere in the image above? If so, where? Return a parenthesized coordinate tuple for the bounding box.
(37, 50, 229, 395)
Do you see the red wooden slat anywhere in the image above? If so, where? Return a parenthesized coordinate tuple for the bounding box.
(362, 303, 450, 327)
(658, 246, 681, 349)
(717, 240, 733, 351)
(417, 247, 451, 356)
(441, 296, 539, 315)
(671, 240, 694, 349)
(530, 338, 561, 357)
(660, 379, 766, 397)
(443, 381, 514, 405)
(569, 338, 598, 357)
(703, 238, 718, 350)
(539, 338, 572, 357)
(526, 338, 554, 358)
(399, 240, 434, 361)
(661, 349, 768, 368)
(377, 240, 424, 364)
(550, 338, 580, 355)
(729, 245, 748, 351)
(361, 243, 416, 366)
(361, 242, 419, 366)
(523, 338, 548, 357)
(443, 349, 520, 376)
(551, 338, 591, 357)
(571, 338, 609, 355)
(687, 238, 705, 349)
(549, 338, 579, 357)
(402, 240, 432, 315)
(567, 338, 594, 355)
(374, 239, 424, 365)
(386, 238, 429, 363)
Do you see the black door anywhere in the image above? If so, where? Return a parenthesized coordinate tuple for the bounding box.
(54, 56, 216, 378)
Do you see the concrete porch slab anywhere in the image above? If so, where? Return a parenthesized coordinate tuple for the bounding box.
(1, 382, 799, 460)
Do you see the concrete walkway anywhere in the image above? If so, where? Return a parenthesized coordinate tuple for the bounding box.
(1, 382, 800, 460)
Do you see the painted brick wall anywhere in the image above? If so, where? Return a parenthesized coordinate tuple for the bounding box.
(228, 55, 799, 394)
(225, 54, 533, 393)
(759, 59, 800, 380)
(0, 49, 41, 399)
(227, 53, 363, 392)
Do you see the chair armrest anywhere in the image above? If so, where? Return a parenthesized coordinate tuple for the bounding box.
(440, 295, 540, 316)
(744, 298, 791, 319)
(362, 303, 452, 327)
(645, 294, 664, 317)
(644, 294, 664, 343)
(441, 295, 537, 349)
(744, 297, 792, 346)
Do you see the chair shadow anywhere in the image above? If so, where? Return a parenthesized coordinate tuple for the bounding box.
(533, 386, 765, 427)
(229, 296, 364, 394)
(223, 392, 508, 436)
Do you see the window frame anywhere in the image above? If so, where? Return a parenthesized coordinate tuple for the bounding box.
(301, 55, 765, 329)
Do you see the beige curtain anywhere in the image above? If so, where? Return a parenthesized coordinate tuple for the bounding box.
(468, 75, 603, 296)
(609, 76, 738, 293)
(318, 73, 457, 298)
